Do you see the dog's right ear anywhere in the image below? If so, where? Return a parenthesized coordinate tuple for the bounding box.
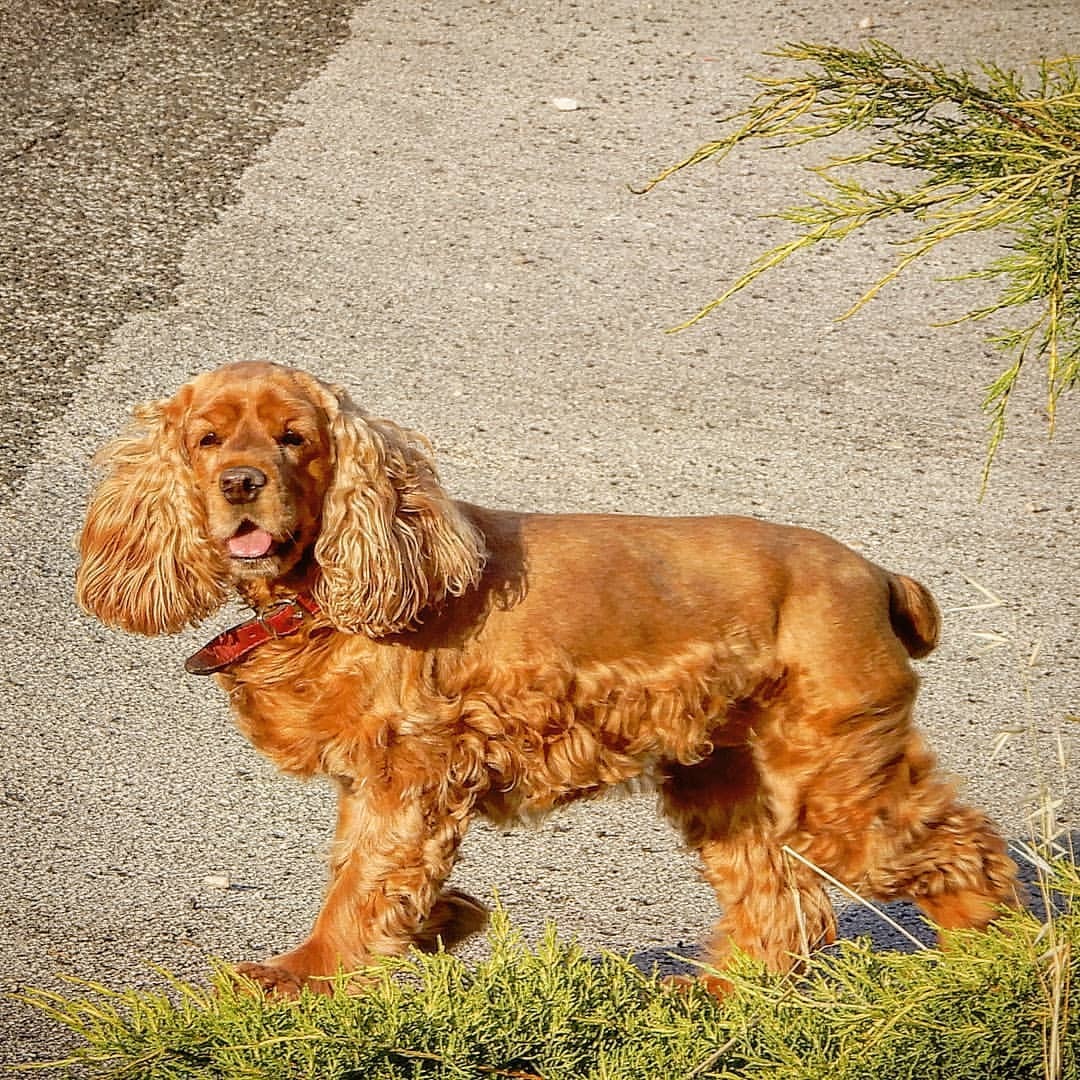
(76, 395, 230, 635)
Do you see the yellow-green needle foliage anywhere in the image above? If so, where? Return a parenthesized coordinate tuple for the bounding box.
(17, 863, 1080, 1080)
(642, 42, 1080, 485)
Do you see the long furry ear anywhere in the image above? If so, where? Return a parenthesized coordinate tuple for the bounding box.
(76, 398, 230, 635)
(312, 388, 486, 636)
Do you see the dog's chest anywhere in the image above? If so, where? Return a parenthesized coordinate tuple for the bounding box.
(215, 631, 391, 778)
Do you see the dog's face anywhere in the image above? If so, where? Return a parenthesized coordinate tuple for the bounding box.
(174, 362, 335, 586)
(78, 361, 486, 636)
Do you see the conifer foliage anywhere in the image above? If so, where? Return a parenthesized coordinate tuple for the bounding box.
(18, 875, 1080, 1079)
(642, 42, 1080, 480)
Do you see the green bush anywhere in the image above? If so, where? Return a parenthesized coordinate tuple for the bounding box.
(18, 862, 1079, 1079)
(641, 42, 1080, 484)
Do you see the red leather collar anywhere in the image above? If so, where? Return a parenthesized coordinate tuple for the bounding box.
(185, 594, 321, 676)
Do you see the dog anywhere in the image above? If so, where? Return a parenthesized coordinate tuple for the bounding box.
(76, 360, 1019, 996)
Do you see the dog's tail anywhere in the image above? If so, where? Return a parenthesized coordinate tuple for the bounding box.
(887, 573, 941, 659)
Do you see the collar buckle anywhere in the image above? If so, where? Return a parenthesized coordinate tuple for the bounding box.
(184, 595, 320, 676)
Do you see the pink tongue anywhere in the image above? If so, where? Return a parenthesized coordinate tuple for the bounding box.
(228, 528, 275, 559)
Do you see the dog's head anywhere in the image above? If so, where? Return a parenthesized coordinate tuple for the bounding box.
(76, 362, 486, 637)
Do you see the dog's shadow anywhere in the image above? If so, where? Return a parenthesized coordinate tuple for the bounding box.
(627, 837, 1073, 981)
(627, 901, 939, 982)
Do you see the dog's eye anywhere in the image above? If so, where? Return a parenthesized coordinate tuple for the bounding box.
(279, 430, 305, 447)
(198, 432, 219, 448)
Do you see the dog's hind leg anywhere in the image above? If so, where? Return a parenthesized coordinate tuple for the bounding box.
(414, 888, 490, 952)
(850, 728, 1022, 934)
(660, 745, 837, 995)
(749, 682, 1021, 946)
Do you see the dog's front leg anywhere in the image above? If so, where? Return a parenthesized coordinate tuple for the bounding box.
(235, 777, 473, 996)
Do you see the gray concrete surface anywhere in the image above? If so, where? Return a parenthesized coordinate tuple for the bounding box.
(2, 0, 1078, 1067)
(0, 0, 354, 495)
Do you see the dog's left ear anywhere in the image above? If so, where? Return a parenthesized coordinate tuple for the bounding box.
(311, 383, 486, 636)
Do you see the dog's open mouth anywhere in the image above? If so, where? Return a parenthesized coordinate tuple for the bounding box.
(227, 522, 278, 560)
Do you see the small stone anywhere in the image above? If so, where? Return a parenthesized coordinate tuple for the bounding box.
(551, 97, 580, 111)
(203, 873, 232, 890)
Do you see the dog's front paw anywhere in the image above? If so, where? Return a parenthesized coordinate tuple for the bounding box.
(230, 960, 307, 998)
(415, 887, 491, 952)
(661, 972, 734, 999)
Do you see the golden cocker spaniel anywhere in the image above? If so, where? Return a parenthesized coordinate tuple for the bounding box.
(76, 361, 1018, 996)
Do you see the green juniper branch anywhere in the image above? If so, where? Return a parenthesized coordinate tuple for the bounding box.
(14, 868, 1080, 1079)
(641, 41, 1080, 485)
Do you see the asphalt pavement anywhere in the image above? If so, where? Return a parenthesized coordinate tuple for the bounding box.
(2, 0, 1078, 1067)
(0, 0, 354, 496)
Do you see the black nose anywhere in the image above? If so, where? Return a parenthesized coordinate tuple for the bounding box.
(219, 466, 268, 505)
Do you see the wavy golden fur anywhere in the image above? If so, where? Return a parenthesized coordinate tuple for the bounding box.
(76, 361, 1019, 996)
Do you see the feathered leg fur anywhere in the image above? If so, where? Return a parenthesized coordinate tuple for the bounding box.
(235, 780, 478, 994)
(662, 680, 1019, 989)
